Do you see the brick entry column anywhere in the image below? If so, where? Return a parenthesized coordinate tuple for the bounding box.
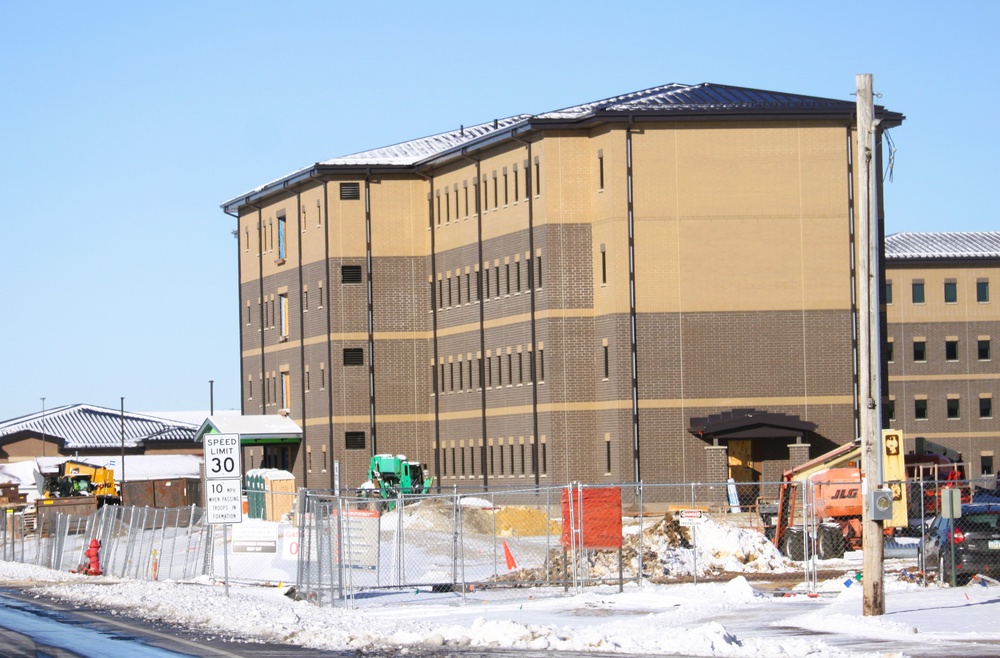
(703, 445, 730, 506)
(788, 442, 811, 469)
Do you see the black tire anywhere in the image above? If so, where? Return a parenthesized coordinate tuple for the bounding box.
(784, 527, 807, 561)
(817, 525, 846, 560)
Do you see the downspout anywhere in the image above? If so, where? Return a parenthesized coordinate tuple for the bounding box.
(458, 153, 488, 490)
(511, 135, 540, 488)
(364, 171, 377, 456)
(252, 203, 267, 418)
(322, 181, 335, 488)
(223, 207, 245, 417)
(415, 169, 441, 490)
(846, 128, 860, 440)
(295, 192, 307, 488)
(625, 116, 641, 483)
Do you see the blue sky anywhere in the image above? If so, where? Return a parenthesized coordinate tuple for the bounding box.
(2, 1, 997, 421)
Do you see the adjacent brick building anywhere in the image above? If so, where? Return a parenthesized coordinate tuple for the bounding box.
(222, 83, 904, 491)
(885, 232, 1000, 481)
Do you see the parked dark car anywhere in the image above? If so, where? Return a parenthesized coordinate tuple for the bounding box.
(921, 503, 1000, 585)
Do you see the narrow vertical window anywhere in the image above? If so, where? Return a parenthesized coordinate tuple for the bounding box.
(464, 186, 469, 217)
(541, 442, 547, 474)
(601, 249, 607, 285)
(503, 170, 508, 205)
(477, 358, 482, 389)
(445, 192, 450, 221)
(431, 364, 437, 394)
(513, 170, 519, 200)
(476, 270, 481, 301)
(515, 261, 521, 292)
(598, 150, 605, 190)
(517, 352, 523, 383)
(493, 175, 498, 209)
(458, 361, 464, 390)
(495, 265, 500, 296)
(457, 275, 462, 304)
(279, 293, 288, 338)
(539, 348, 545, 382)
(536, 255, 542, 288)
(466, 273, 471, 302)
(603, 344, 609, 379)
(483, 177, 489, 211)
(605, 439, 612, 473)
(247, 377, 253, 400)
(440, 364, 446, 393)
(499, 442, 505, 474)
(507, 353, 513, 385)
(520, 443, 525, 475)
(447, 277, 453, 307)
(505, 263, 511, 295)
(486, 356, 492, 387)
(449, 362, 454, 392)
(280, 371, 290, 410)
(320, 363, 326, 389)
(534, 159, 540, 196)
(496, 355, 502, 386)
(277, 216, 286, 260)
(885, 281, 893, 304)
(303, 289, 308, 311)
(436, 194, 441, 225)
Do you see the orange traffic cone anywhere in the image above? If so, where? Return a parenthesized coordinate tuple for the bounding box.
(502, 540, 518, 570)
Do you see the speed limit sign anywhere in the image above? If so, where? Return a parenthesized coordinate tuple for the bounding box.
(204, 434, 242, 479)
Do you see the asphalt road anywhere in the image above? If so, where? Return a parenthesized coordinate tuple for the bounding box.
(0, 589, 348, 658)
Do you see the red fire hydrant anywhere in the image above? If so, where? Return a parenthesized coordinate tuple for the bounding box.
(83, 539, 102, 576)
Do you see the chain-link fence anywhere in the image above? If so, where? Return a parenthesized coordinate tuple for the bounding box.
(4, 477, 998, 602)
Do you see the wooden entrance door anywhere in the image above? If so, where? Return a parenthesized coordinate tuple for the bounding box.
(728, 440, 758, 482)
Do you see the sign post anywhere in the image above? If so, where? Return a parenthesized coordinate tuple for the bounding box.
(203, 433, 243, 597)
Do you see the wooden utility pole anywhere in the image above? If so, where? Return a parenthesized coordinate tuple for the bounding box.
(857, 73, 885, 616)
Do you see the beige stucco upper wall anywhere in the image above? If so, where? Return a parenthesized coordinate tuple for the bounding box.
(887, 263, 999, 324)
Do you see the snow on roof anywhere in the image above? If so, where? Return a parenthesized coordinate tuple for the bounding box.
(35, 454, 202, 481)
(0, 404, 197, 450)
(196, 415, 302, 440)
(885, 231, 1000, 260)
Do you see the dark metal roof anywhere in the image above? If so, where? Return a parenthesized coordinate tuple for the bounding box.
(222, 82, 904, 214)
(885, 232, 1000, 260)
(689, 409, 817, 441)
(535, 82, 903, 124)
(0, 404, 199, 451)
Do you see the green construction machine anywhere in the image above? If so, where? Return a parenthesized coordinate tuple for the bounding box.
(363, 454, 433, 509)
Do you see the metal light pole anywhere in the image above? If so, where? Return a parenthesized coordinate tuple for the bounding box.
(120, 397, 126, 488)
(40, 397, 46, 457)
(210, 380, 215, 416)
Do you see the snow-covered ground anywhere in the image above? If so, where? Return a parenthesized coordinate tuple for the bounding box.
(3, 558, 1000, 657)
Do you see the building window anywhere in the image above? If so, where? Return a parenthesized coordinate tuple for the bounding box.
(605, 438, 611, 473)
(980, 397, 993, 419)
(320, 363, 326, 389)
(507, 353, 513, 385)
(343, 348, 364, 366)
(485, 357, 492, 388)
(912, 282, 925, 304)
(885, 281, 893, 304)
(494, 265, 500, 297)
(539, 348, 545, 382)
(278, 293, 289, 338)
(277, 216, 286, 260)
(449, 362, 454, 392)
(603, 344, 610, 379)
(887, 399, 895, 422)
(513, 169, 519, 201)
(515, 261, 521, 292)
(345, 431, 365, 450)
(246, 301, 251, 326)
(483, 269, 489, 301)
(944, 281, 958, 304)
(303, 289, 308, 311)
(979, 280, 991, 303)
(536, 255, 542, 288)
(915, 399, 928, 420)
(305, 368, 310, 393)
(597, 150, 605, 190)
(280, 371, 290, 410)
(980, 339, 992, 360)
(447, 277, 453, 307)
(247, 377, 253, 401)
(541, 442, 547, 475)
(601, 249, 607, 285)
(946, 340, 959, 361)
(482, 177, 489, 211)
(982, 454, 995, 477)
(503, 170, 508, 206)
(340, 183, 360, 200)
(342, 265, 363, 284)
(520, 443, 525, 475)
(517, 352, 523, 384)
(886, 341, 894, 363)
(496, 355, 502, 386)
(464, 186, 469, 217)
(318, 281, 324, 308)
(534, 158, 541, 196)
(440, 364, 445, 393)
(913, 340, 926, 362)
(947, 398, 960, 419)
(505, 263, 510, 295)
